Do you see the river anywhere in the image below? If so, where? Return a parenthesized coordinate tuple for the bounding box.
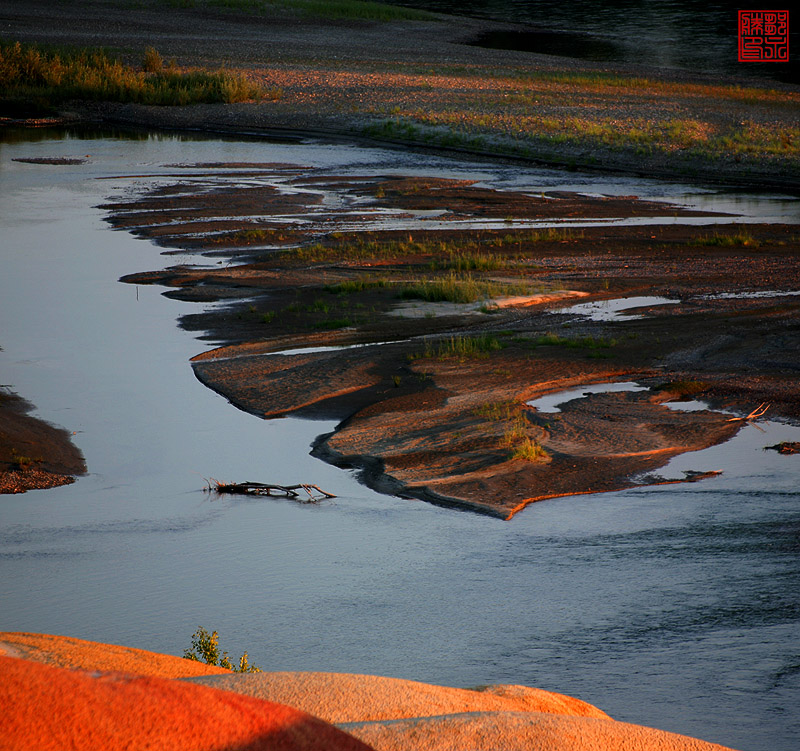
(393, 0, 799, 85)
(1, 128, 798, 751)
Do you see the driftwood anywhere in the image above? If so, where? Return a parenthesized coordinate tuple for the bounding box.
(726, 402, 770, 422)
(207, 480, 336, 503)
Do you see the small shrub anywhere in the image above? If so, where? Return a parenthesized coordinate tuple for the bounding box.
(184, 626, 261, 673)
(142, 46, 163, 73)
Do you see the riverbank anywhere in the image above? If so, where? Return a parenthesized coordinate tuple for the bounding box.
(2, 0, 799, 190)
(0, 632, 739, 751)
(0, 388, 85, 494)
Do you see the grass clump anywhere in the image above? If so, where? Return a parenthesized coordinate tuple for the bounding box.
(473, 400, 518, 421)
(142, 46, 164, 73)
(688, 231, 761, 248)
(429, 251, 506, 271)
(511, 437, 549, 462)
(324, 277, 390, 295)
(9, 449, 42, 470)
(0, 41, 272, 109)
(532, 333, 617, 350)
(411, 334, 503, 360)
(184, 626, 261, 673)
(398, 272, 534, 305)
(211, 228, 291, 245)
(473, 400, 549, 462)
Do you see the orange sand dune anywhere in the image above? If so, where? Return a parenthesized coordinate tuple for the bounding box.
(0, 655, 374, 751)
(188, 671, 610, 722)
(0, 631, 230, 678)
(0, 633, 740, 751)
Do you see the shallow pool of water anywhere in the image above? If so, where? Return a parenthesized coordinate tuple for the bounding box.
(558, 295, 680, 321)
(1, 129, 798, 751)
(527, 380, 650, 411)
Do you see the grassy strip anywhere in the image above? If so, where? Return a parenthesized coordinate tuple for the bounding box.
(397, 272, 537, 304)
(373, 110, 800, 165)
(528, 333, 617, 349)
(0, 41, 273, 110)
(689, 231, 761, 248)
(324, 277, 390, 294)
(285, 230, 580, 266)
(410, 334, 503, 360)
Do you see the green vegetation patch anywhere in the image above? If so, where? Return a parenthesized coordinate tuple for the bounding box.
(473, 400, 549, 462)
(689, 231, 761, 248)
(517, 333, 617, 350)
(511, 437, 549, 462)
(184, 626, 261, 673)
(0, 41, 273, 110)
(398, 272, 536, 304)
(324, 277, 390, 294)
(410, 334, 503, 360)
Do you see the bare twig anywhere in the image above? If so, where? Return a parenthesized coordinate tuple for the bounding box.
(726, 402, 770, 422)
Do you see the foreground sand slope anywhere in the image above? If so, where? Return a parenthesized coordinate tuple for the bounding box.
(187, 671, 610, 721)
(189, 672, 739, 751)
(0, 654, 374, 751)
(0, 633, 739, 751)
(0, 631, 230, 678)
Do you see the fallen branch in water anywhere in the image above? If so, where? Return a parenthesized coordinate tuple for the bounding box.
(206, 479, 336, 503)
(726, 402, 770, 422)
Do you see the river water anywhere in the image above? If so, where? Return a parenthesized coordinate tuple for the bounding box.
(395, 0, 799, 85)
(1, 129, 798, 751)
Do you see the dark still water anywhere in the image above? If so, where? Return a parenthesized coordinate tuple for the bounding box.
(393, 0, 799, 84)
(1, 130, 799, 751)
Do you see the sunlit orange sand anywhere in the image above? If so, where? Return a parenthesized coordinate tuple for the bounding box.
(0, 633, 739, 750)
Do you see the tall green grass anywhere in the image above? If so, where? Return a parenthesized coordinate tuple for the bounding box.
(398, 272, 535, 304)
(411, 334, 503, 360)
(688, 231, 761, 248)
(0, 41, 272, 108)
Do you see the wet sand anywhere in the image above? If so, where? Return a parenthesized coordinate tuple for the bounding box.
(0, 389, 86, 494)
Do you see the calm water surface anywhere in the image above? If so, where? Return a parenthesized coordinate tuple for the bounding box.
(1, 130, 798, 751)
(396, 0, 799, 84)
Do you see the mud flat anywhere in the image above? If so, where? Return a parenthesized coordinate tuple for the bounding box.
(0, 388, 86, 494)
(111, 163, 800, 518)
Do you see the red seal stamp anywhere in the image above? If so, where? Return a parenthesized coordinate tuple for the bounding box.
(739, 10, 789, 62)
